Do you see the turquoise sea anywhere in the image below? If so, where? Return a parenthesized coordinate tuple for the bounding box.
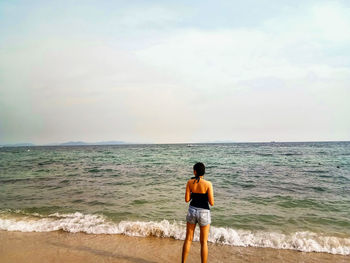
(0, 142, 349, 254)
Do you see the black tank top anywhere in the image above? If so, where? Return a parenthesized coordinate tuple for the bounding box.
(190, 192, 210, 210)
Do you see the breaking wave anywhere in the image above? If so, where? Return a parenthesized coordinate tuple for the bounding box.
(0, 212, 349, 255)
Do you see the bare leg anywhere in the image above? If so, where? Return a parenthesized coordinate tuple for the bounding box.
(200, 224, 210, 263)
(181, 222, 196, 263)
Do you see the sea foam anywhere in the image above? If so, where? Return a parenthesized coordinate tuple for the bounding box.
(0, 212, 349, 255)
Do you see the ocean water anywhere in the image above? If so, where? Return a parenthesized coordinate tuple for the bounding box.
(0, 142, 349, 255)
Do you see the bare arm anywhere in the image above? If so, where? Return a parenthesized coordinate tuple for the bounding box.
(207, 182, 214, 206)
(185, 181, 191, 202)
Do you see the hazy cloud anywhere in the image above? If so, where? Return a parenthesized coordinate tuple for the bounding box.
(0, 0, 349, 144)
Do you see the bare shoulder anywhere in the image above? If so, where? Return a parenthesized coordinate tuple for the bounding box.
(187, 179, 195, 185)
(203, 179, 212, 187)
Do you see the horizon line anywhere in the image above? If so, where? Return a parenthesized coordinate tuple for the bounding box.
(1, 139, 350, 147)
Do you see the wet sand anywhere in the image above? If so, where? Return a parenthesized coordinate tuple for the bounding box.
(0, 230, 349, 263)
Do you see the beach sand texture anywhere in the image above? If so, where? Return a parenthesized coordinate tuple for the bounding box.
(1, 230, 349, 263)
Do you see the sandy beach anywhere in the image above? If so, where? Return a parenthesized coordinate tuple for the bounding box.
(1, 230, 349, 263)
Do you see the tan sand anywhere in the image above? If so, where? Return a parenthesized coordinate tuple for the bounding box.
(0, 230, 349, 263)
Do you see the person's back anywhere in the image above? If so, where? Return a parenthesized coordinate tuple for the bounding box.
(186, 178, 214, 209)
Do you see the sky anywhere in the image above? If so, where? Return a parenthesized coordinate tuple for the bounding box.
(0, 0, 349, 144)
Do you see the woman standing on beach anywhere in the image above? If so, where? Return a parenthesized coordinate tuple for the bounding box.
(182, 162, 214, 263)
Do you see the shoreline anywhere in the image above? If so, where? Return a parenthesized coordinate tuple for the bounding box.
(1, 230, 349, 263)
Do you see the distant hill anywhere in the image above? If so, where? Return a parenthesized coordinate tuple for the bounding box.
(92, 141, 125, 145)
(0, 141, 126, 147)
(0, 142, 36, 147)
(59, 141, 89, 146)
(59, 141, 126, 146)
